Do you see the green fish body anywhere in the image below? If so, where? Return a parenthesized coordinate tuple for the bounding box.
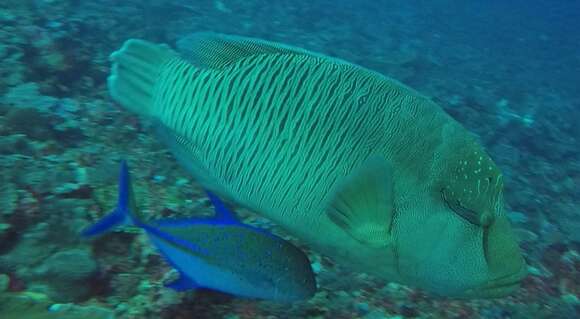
(108, 33, 526, 297)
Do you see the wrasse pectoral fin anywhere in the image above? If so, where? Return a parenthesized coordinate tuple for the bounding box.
(327, 156, 394, 248)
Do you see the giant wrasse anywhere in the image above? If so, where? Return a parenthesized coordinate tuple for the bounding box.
(107, 32, 526, 297)
(82, 161, 316, 302)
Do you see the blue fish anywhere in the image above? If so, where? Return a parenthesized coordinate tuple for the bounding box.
(81, 161, 316, 302)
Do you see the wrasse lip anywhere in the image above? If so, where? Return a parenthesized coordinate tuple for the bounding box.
(489, 258, 527, 284)
(461, 262, 528, 298)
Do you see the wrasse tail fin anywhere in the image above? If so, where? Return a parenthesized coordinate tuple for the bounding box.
(108, 39, 175, 116)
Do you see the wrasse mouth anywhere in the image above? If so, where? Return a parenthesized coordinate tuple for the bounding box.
(461, 262, 528, 299)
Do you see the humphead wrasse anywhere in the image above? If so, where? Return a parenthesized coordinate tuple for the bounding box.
(107, 32, 527, 297)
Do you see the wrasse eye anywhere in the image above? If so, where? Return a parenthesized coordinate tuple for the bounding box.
(441, 187, 492, 227)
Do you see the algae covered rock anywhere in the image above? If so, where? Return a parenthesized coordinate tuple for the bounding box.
(0, 223, 55, 274)
(0, 273, 9, 292)
(33, 248, 99, 302)
(0, 181, 18, 217)
(3, 106, 56, 140)
(0, 290, 113, 319)
(1, 82, 57, 110)
(0, 133, 34, 156)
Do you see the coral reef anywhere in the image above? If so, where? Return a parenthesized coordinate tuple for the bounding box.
(31, 248, 99, 302)
(0, 290, 113, 319)
(3, 107, 56, 140)
(0, 269, 112, 319)
(0, 0, 578, 318)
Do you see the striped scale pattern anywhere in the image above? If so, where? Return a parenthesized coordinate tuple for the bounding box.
(152, 51, 436, 223)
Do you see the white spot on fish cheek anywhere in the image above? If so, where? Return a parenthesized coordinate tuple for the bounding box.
(357, 94, 369, 106)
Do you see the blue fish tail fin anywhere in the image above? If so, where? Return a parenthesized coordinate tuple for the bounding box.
(81, 207, 128, 237)
(81, 160, 138, 237)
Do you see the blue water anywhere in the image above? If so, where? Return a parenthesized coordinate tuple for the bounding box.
(0, 1, 579, 318)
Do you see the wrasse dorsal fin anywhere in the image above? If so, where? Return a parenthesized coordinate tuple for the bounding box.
(326, 156, 394, 248)
(176, 32, 329, 69)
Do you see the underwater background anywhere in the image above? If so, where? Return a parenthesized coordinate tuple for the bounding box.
(0, 0, 579, 318)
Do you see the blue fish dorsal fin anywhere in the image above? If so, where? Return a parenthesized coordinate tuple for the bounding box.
(206, 191, 238, 223)
(165, 273, 199, 291)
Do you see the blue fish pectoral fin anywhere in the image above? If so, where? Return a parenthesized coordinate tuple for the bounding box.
(165, 273, 199, 291)
(81, 160, 137, 238)
(326, 156, 394, 248)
